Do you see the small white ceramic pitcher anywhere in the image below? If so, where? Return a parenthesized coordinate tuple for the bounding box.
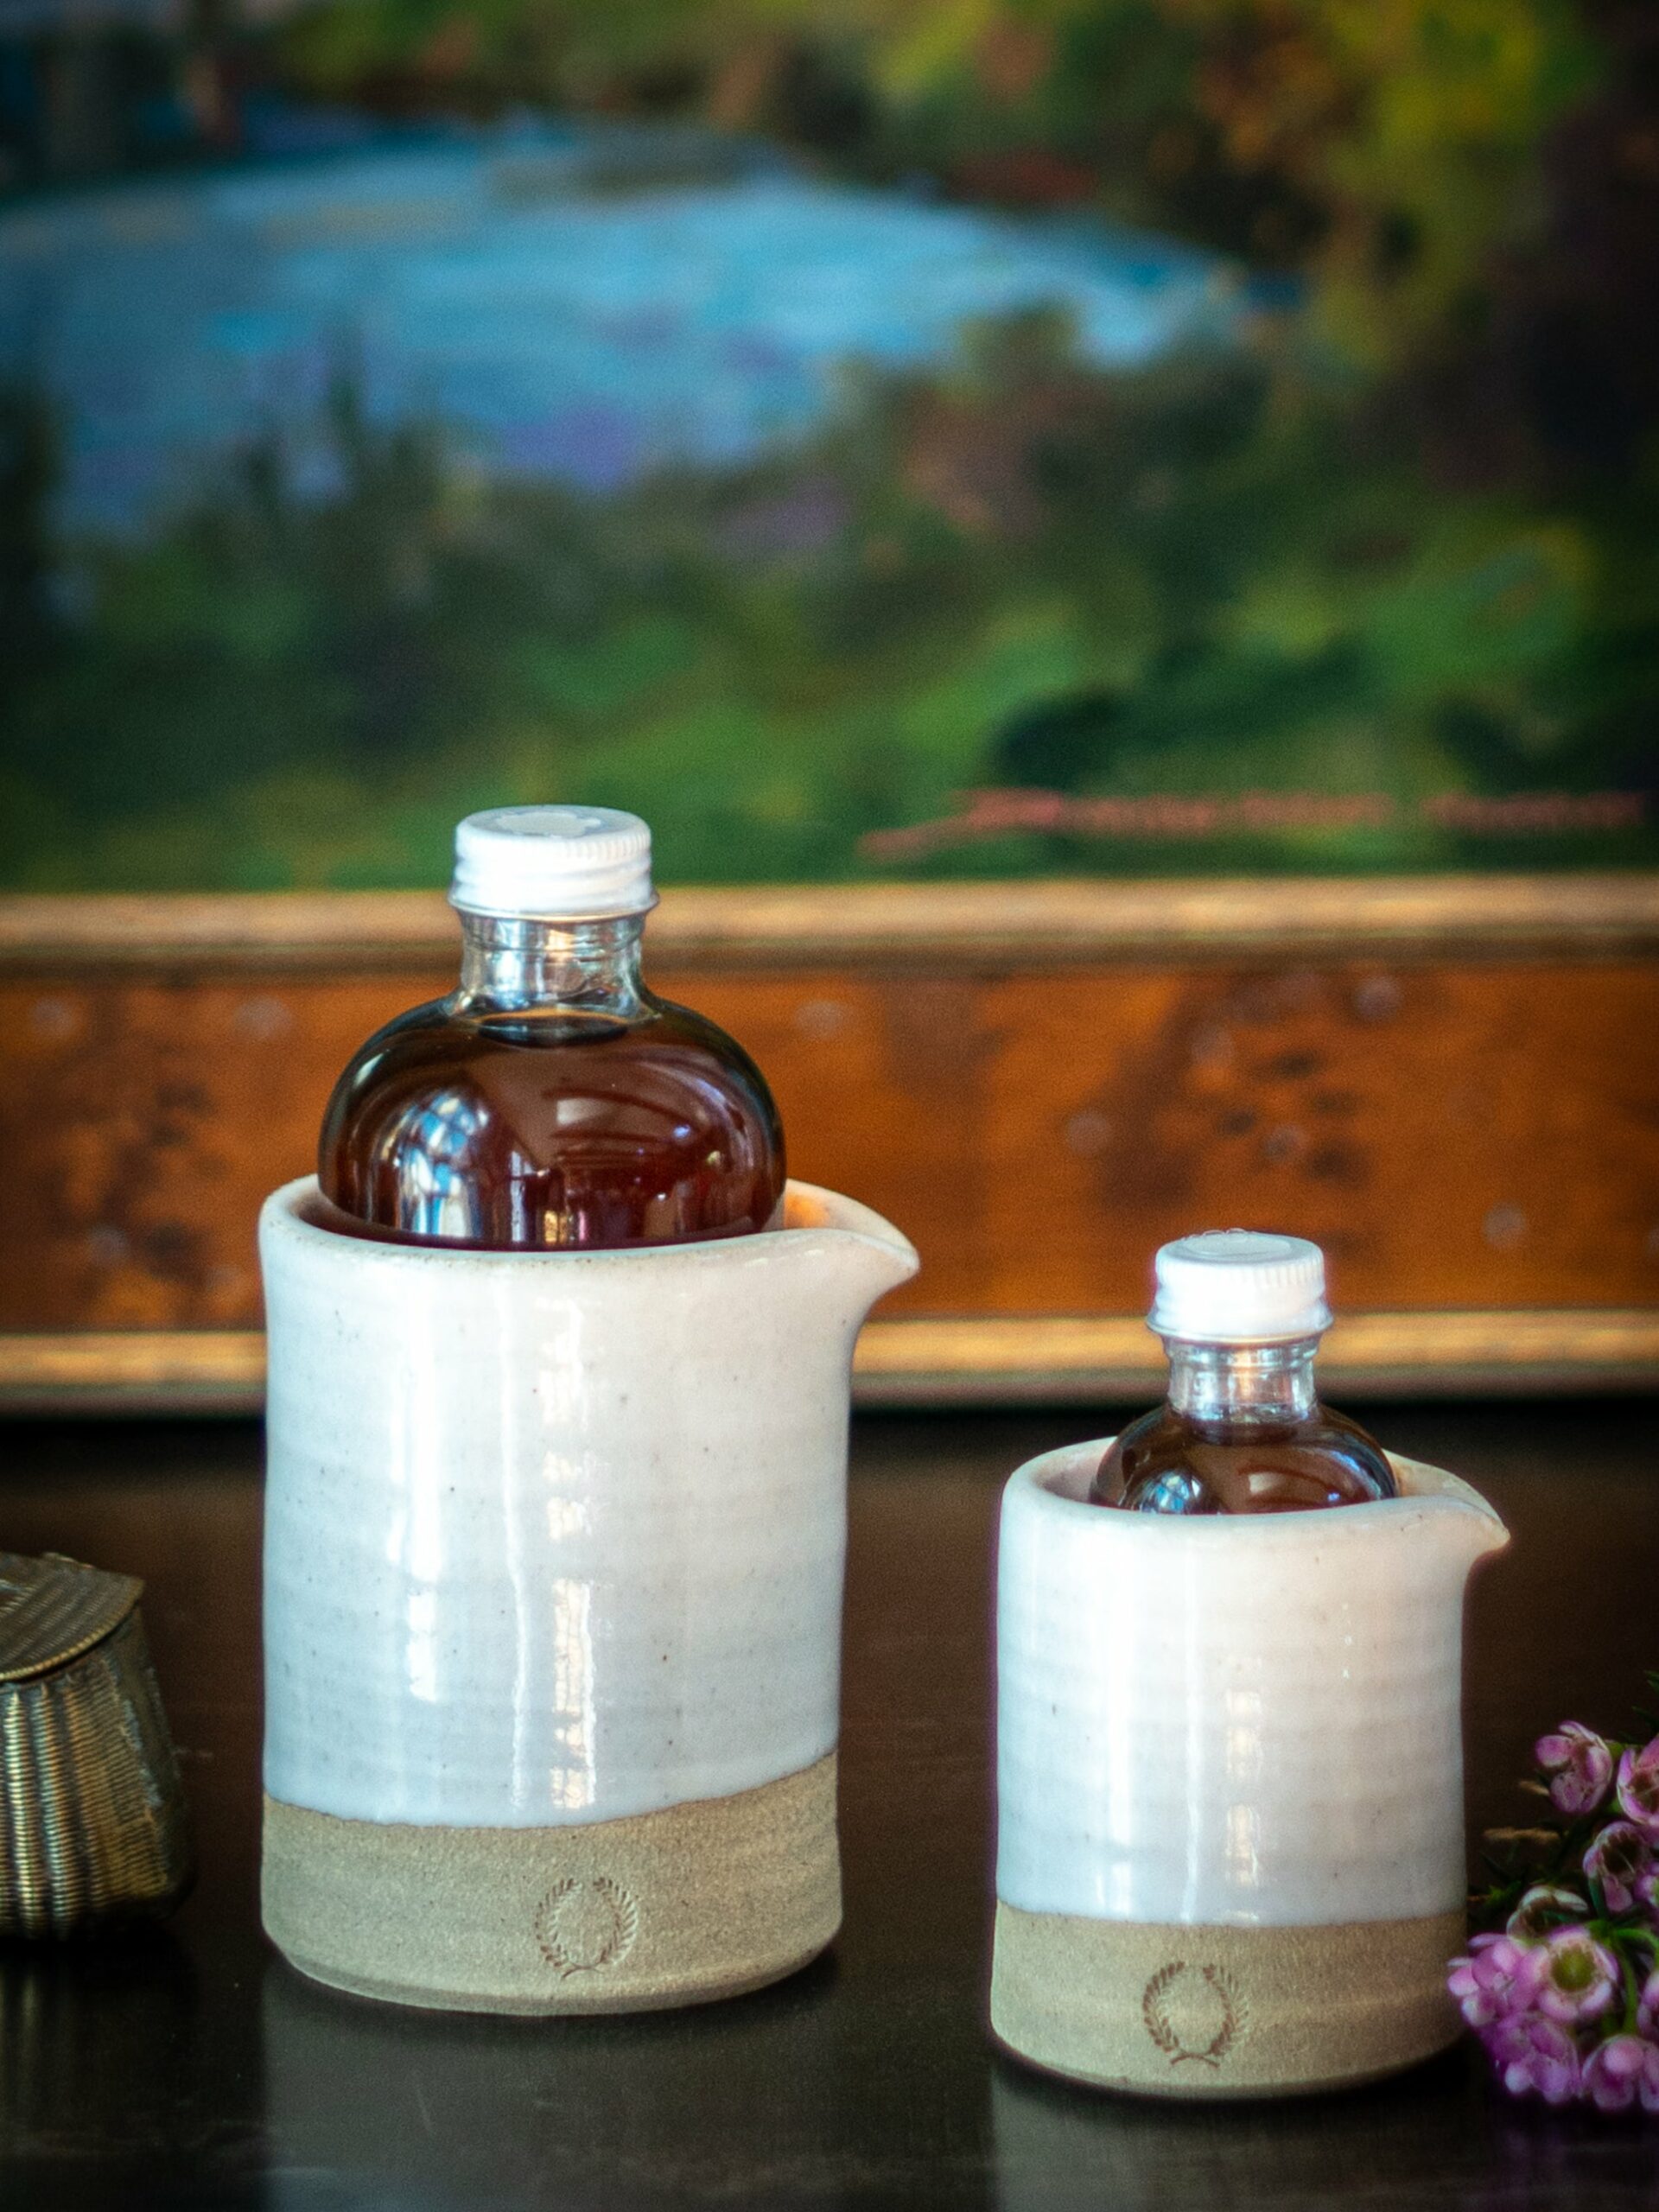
(259, 1177, 916, 2015)
(990, 1441, 1508, 2096)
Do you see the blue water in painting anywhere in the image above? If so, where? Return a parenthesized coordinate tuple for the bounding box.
(0, 117, 1251, 535)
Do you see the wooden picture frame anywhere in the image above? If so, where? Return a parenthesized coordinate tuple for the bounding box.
(3, 874, 1656, 1413)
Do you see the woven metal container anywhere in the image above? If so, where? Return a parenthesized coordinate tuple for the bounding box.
(0, 1553, 193, 1937)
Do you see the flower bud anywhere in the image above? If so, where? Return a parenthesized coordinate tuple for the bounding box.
(1615, 1735, 1659, 1840)
(1535, 1723, 1614, 1816)
(1583, 1822, 1656, 1916)
(1582, 2033, 1659, 2114)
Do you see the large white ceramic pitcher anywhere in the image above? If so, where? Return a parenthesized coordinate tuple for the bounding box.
(259, 1176, 916, 2015)
(991, 1440, 1508, 2096)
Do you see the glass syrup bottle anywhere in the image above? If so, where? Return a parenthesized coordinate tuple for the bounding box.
(1090, 1231, 1396, 1514)
(319, 806, 784, 1249)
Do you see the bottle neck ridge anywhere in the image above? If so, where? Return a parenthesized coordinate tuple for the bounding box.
(454, 910, 646, 1017)
(1164, 1335, 1321, 1427)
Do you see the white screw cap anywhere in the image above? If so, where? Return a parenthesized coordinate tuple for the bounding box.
(1148, 1230, 1332, 1343)
(449, 805, 655, 919)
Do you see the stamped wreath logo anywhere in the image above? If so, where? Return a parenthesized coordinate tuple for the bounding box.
(534, 1875, 639, 1979)
(1141, 1961, 1248, 2068)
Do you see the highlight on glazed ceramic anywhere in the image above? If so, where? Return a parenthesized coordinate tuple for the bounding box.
(258, 1175, 916, 2011)
(991, 1440, 1509, 2095)
(999, 1444, 1505, 1926)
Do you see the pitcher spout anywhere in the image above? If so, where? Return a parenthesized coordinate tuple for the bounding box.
(778, 1180, 919, 1333)
(1393, 1454, 1511, 1573)
(1446, 1486, 1511, 1573)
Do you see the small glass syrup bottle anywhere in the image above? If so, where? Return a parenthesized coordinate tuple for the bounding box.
(319, 806, 784, 1248)
(1090, 1230, 1396, 1514)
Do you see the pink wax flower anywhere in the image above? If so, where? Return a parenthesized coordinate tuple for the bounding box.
(1581, 2034, 1659, 2114)
(1447, 1933, 1544, 2027)
(1583, 1822, 1658, 1916)
(1535, 1724, 1614, 1815)
(1506, 1885, 1590, 1942)
(1615, 1736, 1659, 1840)
(1534, 1925, 1620, 2024)
(1484, 2012, 1583, 2107)
(1454, 1675, 1659, 2116)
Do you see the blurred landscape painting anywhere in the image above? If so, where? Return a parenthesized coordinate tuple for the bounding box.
(2, 0, 1656, 888)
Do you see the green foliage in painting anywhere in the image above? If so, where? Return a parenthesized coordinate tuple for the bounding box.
(4, 308, 1653, 887)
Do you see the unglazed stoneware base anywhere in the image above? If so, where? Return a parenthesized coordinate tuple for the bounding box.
(989, 1901, 1465, 2098)
(264, 1755, 838, 2016)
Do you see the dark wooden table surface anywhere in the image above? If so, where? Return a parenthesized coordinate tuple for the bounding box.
(3, 1400, 1659, 2209)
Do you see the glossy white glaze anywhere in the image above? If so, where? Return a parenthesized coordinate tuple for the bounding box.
(995, 1444, 1507, 1927)
(261, 1178, 916, 1827)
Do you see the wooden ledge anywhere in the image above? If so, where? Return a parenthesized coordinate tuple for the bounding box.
(2, 875, 1656, 974)
(853, 1310, 1659, 1402)
(2, 1309, 1655, 1414)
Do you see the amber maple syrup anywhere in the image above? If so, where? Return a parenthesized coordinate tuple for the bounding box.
(319, 807, 784, 1249)
(1090, 1231, 1395, 1515)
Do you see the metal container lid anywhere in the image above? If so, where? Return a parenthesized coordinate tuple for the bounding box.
(0, 1553, 143, 1684)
